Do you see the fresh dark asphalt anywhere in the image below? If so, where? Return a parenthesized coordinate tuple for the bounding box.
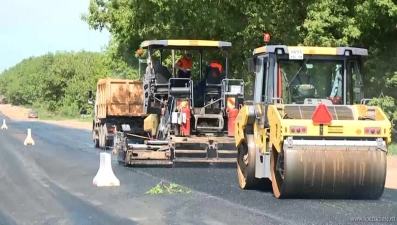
(0, 115, 396, 225)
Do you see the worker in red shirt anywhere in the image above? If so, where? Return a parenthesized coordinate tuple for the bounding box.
(196, 60, 223, 103)
(175, 51, 193, 79)
(208, 61, 222, 75)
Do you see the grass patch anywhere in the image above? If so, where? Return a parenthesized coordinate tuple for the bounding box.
(146, 181, 191, 195)
(388, 143, 397, 156)
(76, 116, 93, 123)
(32, 107, 93, 122)
(33, 108, 67, 120)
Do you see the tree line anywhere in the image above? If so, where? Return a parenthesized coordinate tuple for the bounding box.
(0, 51, 114, 117)
(0, 0, 396, 123)
(82, 0, 397, 118)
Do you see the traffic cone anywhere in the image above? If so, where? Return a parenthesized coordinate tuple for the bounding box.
(24, 128, 35, 145)
(93, 152, 120, 187)
(1, 119, 8, 130)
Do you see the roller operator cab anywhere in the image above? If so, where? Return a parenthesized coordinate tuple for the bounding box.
(235, 35, 392, 199)
(116, 39, 244, 166)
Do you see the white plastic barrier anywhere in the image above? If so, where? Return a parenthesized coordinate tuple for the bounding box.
(24, 128, 35, 145)
(1, 119, 7, 130)
(93, 152, 120, 187)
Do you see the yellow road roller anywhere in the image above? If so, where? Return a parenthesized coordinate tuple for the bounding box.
(235, 36, 392, 199)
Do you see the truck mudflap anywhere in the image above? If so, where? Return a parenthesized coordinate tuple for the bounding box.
(272, 137, 387, 199)
(170, 136, 237, 164)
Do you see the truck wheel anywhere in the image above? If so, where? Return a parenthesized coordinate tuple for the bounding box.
(101, 125, 107, 150)
(98, 127, 104, 149)
(93, 130, 99, 148)
(98, 129, 101, 148)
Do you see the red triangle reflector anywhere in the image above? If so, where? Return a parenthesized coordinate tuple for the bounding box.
(311, 104, 332, 124)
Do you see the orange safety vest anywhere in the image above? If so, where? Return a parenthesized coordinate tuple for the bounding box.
(209, 62, 222, 74)
(177, 57, 193, 70)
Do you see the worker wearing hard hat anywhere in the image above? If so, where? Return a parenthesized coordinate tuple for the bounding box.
(208, 61, 222, 75)
(175, 51, 193, 79)
(196, 60, 223, 102)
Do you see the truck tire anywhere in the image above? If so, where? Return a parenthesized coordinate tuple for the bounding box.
(100, 124, 107, 150)
(93, 130, 99, 148)
(98, 128, 102, 148)
(98, 126, 104, 149)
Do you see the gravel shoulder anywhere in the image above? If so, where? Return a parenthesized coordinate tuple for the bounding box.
(0, 104, 91, 130)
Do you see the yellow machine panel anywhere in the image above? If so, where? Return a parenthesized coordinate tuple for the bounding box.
(267, 104, 392, 153)
(144, 114, 159, 136)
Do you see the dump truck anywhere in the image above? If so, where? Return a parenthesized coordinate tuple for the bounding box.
(88, 78, 146, 149)
(113, 39, 244, 166)
(235, 35, 392, 199)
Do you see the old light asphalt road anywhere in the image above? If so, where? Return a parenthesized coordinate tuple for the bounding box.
(0, 114, 396, 225)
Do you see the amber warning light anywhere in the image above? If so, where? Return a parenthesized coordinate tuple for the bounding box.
(311, 104, 333, 124)
(264, 33, 270, 43)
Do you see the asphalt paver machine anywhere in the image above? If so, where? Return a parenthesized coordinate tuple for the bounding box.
(116, 39, 244, 166)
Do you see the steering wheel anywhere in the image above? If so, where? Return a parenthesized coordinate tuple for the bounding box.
(326, 96, 342, 104)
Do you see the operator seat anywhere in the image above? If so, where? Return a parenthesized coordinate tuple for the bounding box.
(204, 67, 222, 98)
(152, 62, 172, 94)
(167, 65, 191, 97)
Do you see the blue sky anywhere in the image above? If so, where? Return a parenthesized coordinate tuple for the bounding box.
(0, 0, 110, 72)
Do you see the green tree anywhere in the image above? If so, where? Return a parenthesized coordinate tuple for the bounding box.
(0, 51, 112, 117)
(82, 0, 397, 119)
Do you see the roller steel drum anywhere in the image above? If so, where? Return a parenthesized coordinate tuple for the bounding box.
(271, 138, 387, 199)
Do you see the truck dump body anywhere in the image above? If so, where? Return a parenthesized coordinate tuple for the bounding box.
(91, 77, 147, 150)
(96, 78, 144, 119)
